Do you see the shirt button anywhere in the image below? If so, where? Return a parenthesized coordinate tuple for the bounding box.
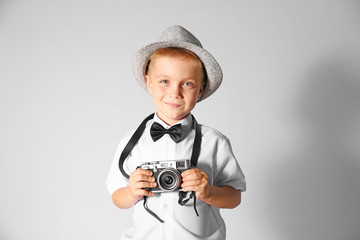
(163, 204, 168, 209)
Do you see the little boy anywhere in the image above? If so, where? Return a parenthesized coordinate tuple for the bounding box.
(107, 25, 246, 240)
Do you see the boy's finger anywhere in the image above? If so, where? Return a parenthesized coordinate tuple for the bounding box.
(181, 168, 197, 177)
(134, 168, 153, 176)
(136, 181, 157, 189)
(182, 171, 204, 181)
(130, 169, 153, 181)
(143, 190, 154, 197)
(133, 174, 155, 183)
(135, 189, 154, 197)
(181, 185, 198, 193)
(181, 179, 201, 188)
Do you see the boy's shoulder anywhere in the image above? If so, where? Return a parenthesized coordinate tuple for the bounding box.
(118, 127, 141, 146)
(200, 123, 231, 144)
(119, 119, 154, 141)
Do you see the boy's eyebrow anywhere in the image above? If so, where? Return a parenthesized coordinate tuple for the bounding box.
(152, 74, 198, 81)
(152, 74, 171, 79)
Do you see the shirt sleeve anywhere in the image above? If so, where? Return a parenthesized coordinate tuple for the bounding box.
(213, 136, 246, 192)
(106, 133, 133, 196)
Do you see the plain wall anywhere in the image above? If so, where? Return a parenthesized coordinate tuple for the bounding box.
(1, 1, 360, 239)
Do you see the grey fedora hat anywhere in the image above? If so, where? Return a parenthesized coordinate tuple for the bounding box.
(132, 25, 223, 102)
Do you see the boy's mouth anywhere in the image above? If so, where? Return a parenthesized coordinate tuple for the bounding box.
(165, 102, 182, 108)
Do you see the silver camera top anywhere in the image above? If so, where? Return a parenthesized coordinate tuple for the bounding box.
(140, 159, 191, 171)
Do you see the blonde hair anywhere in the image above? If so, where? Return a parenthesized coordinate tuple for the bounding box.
(146, 47, 207, 86)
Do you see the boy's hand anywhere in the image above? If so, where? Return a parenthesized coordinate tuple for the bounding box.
(180, 168, 242, 209)
(128, 168, 157, 199)
(181, 168, 211, 201)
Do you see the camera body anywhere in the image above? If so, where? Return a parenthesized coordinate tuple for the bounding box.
(139, 159, 191, 193)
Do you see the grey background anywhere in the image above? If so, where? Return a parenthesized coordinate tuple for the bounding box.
(1, 1, 360, 239)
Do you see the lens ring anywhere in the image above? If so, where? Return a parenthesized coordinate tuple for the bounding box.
(158, 168, 181, 191)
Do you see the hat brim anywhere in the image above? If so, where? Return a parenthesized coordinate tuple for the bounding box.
(132, 41, 223, 102)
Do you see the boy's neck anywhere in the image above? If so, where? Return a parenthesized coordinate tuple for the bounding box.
(155, 112, 190, 126)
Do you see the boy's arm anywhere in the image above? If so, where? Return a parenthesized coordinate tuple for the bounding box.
(181, 168, 241, 209)
(111, 168, 156, 209)
(201, 185, 241, 209)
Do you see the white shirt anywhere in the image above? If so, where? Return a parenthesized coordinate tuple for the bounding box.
(107, 114, 246, 240)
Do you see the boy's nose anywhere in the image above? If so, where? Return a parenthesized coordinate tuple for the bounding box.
(169, 85, 182, 99)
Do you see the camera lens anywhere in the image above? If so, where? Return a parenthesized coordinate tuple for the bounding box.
(158, 169, 181, 191)
(164, 176, 173, 185)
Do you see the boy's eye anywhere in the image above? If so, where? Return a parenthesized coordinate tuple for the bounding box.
(160, 80, 169, 84)
(183, 82, 194, 87)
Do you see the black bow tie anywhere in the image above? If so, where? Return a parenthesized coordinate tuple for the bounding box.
(150, 122, 182, 143)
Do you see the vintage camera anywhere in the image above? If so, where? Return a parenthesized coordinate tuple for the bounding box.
(139, 159, 191, 193)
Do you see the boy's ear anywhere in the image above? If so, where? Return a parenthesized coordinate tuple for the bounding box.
(145, 75, 153, 95)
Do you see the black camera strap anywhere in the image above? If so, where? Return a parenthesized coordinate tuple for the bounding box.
(118, 113, 155, 179)
(118, 113, 202, 223)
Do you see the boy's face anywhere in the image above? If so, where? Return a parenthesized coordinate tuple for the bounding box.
(146, 55, 204, 126)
